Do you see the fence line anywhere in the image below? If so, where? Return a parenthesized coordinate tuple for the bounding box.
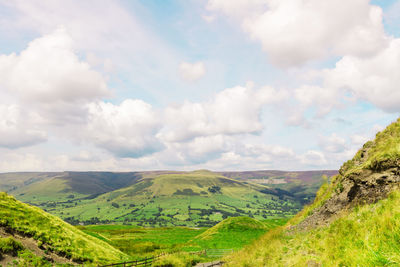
(98, 248, 234, 267)
(98, 252, 166, 267)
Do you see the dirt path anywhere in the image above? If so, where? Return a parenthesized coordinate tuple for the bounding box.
(0, 227, 74, 265)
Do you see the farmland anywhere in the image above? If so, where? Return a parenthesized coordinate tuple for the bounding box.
(0, 169, 335, 227)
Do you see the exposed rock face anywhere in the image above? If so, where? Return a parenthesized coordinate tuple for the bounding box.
(297, 119, 400, 230)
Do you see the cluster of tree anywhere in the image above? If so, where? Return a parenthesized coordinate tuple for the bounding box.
(207, 185, 221, 193)
(63, 216, 112, 225)
(173, 188, 200, 196)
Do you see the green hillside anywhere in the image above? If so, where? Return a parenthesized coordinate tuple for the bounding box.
(5, 171, 141, 204)
(0, 192, 128, 265)
(0, 170, 334, 226)
(224, 118, 400, 266)
(192, 217, 287, 249)
(50, 170, 301, 226)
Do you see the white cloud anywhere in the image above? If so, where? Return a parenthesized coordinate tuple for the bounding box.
(160, 84, 287, 142)
(208, 0, 388, 67)
(294, 85, 342, 117)
(0, 104, 47, 149)
(0, 28, 109, 103)
(319, 133, 347, 153)
(0, 152, 45, 171)
(0, 0, 181, 90)
(86, 99, 163, 158)
(323, 38, 400, 112)
(162, 135, 233, 165)
(0, 28, 110, 124)
(179, 61, 206, 82)
(300, 150, 327, 166)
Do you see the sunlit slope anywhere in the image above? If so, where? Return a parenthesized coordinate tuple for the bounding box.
(0, 192, 128, 264)
(189, 217, 287, 250)
(3, 171, 141, 204)
(0, 172, 58, 192)
(225, 192, 400, 266)
(224, 118, 400, 266)
(52, 171, 302, 226)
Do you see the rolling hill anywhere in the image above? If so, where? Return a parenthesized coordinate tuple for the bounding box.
(224, 118, 400, 266)
(220, 170, 338, 204)
(0, 169, 336, 226)
(0, 192, 128, 266)
(45, 170, 303, 226)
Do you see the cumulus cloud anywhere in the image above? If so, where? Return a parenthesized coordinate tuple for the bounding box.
(179, 61, 206, 82)
(294, 85, 342, 117)
(161, 135, 233, 165)
(0, 28, 109, 102)
(85, 99, 163, 158)
(0, 104, 47, 149)
(0, 28, 110, 124)
(323, 38, 400, 112)
(160, 84, 287, 142)
(207, 0, 388, 67)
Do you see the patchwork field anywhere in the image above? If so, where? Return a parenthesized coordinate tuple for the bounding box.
(0, 169, 335, 227)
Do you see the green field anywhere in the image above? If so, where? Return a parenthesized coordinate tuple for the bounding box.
(77, 217, 287, 260)
(20, 171, 301, 227)
(0, 169, 334, 227)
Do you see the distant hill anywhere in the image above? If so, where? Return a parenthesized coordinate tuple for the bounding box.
(0, 171, 142, 204)
(0, 192, 128, 266)
(45, 170, 303, 227)
(219, 170, 338, 204)
(224, 118, 400, 266)
(0, 169, 336, 226)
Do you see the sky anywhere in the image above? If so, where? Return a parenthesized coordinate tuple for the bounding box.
(0, 0, 399, 172)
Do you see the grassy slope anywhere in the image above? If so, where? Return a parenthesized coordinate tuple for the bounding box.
(340, 118, 400, 175)
(224, 118, 400, 266)
(192, 217, 287, 250)
(0, 192, 128, 264)
(225, 191, 400, 266)
(54, 171, 301, 226)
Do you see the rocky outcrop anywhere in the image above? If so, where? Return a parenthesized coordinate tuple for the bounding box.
(297, 120, 400, 230)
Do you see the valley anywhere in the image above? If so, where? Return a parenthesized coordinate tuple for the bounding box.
(0, 169, 335, 227)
